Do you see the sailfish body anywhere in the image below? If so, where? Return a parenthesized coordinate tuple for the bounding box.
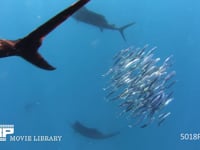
(73, 6, 135, 41)
(0, 0, 90, 70)
(72, 121, 120, 140)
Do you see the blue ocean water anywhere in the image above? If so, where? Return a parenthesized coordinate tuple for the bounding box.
(0, 0, 200, 149)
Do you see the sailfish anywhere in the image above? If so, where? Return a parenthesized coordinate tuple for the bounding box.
(72, 6, 134, 41)
(72, 121, 120, 140)
(0, 0, 90, 70)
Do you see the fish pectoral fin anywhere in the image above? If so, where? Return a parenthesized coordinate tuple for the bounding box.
(99, 27, 104, 32)
(21, 52, 56, 70)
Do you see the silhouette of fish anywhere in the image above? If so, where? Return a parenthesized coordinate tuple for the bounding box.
(0, 0, 90, 70)
(24, 100, 41, 112)
(72, 6, 134, 41)
(72, 121, 120, 139)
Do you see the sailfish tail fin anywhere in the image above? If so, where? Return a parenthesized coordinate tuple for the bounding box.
(118, 22, 135, 41)
(20, 52, 56, 70)
(104, 131, 120, 139)
(14, 0, 90, 71)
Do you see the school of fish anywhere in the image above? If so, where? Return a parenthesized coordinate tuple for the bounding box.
(103, 45, 176, 127)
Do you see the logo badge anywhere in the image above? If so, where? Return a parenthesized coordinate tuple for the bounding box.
(0, 125, 14, 141)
